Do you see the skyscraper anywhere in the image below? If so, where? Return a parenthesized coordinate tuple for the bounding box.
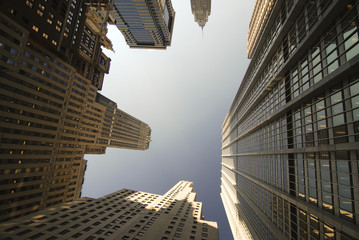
(0, 181, 219, 240)
(221, 0, 359, 239)
(109, 0, 175, 49)
(0, 0, 112, 90)
(0, 1, 150, 222)
(190, 0, 211, 29)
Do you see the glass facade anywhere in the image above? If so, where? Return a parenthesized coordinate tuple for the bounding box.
(221, 1, 359, 239)
(111, 0, 175, 49)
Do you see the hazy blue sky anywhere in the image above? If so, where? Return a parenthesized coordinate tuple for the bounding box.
(82, 0, 255, 239)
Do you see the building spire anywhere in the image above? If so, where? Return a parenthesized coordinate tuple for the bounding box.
(191, 0, 211, 30)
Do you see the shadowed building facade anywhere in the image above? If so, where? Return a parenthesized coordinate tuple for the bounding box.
(0, 181, 219, 240)
(190, 0, 211, 29)
(109, 0, 175, 49)
(0, 2, 150, 223)
(221, 0, 359, 239)
(0, 0, 113, 90)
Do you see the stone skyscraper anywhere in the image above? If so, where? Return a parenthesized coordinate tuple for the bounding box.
(190, 0, 211, 29)
(221, 0, 359, 239)
(0, 1, 150, 223)
(0, 181, 219, 240)
(109, 0, 175, 49)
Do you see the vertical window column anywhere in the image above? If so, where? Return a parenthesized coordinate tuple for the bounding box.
(324, 28, 339, 75)
(319, 152, 333, 212)
(311, 45, 322, 84)
(297, 154, 306, 200)
(329, 86, 348, 143)
(341, 6, 359, 62)
(304, 103, 314, 147)
(349, 80, 359, 141)
(307, 153, 318, 206)
(315, 96, 329, 145)
(335, 151, 355, 222)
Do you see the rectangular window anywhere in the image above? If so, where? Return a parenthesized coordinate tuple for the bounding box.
(307, 153, 317, 205)
(319, 153, 333, 212)
(311, 46, 322, 84)
(324, 29, 339, 74)
(342, 8, 359, 61)
(335, 152, 354, 222)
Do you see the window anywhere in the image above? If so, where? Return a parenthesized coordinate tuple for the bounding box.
(324, 29, 339, 74)
(304, 105, 314, 147)
(311, 46, 322, 84)
(297, 154, 306, 199)
(307, 154, 318, 205)
(26, 0, 33, 7)
(336, 152, 354, 222)
(320, 153, 333, 212)
(59, 229, 69, 234)
(48, 218, 57, 223)
(30, 233, 45, 239)
(5, 226, 20, 232)
(72, 233, 82, 238)
(330, 86, 348, 143)
(71, 224, 80, 229)
(46, 237, 57, 240)
(60, 221, 69, 226)
(315, 97, 328, 145)
(342, 8, 359, 61)
(323, 224, 335, 239)
(32, 25, 39, 32)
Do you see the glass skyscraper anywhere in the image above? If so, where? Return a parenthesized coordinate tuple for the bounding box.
(109, 0, 175, 49)
(221, 0, 359, 239)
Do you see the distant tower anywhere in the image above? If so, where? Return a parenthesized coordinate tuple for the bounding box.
(109, 0, 175, 49)
(190, 0, 211, 29)
(0, 181, 219, 240)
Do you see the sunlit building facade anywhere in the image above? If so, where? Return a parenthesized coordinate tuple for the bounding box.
(0, 181, 219, 240)
(0, 2, 150, 223)
(246, 0, 274, 59)
(190, 0, 211, 29)
(221, 0, 359, 239)
(109, 0, 175, 49)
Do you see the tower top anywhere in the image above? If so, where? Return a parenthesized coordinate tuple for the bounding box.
(191, 0, 211, 29)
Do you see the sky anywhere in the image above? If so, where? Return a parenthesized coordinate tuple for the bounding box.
(82, 0, 255, 239)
